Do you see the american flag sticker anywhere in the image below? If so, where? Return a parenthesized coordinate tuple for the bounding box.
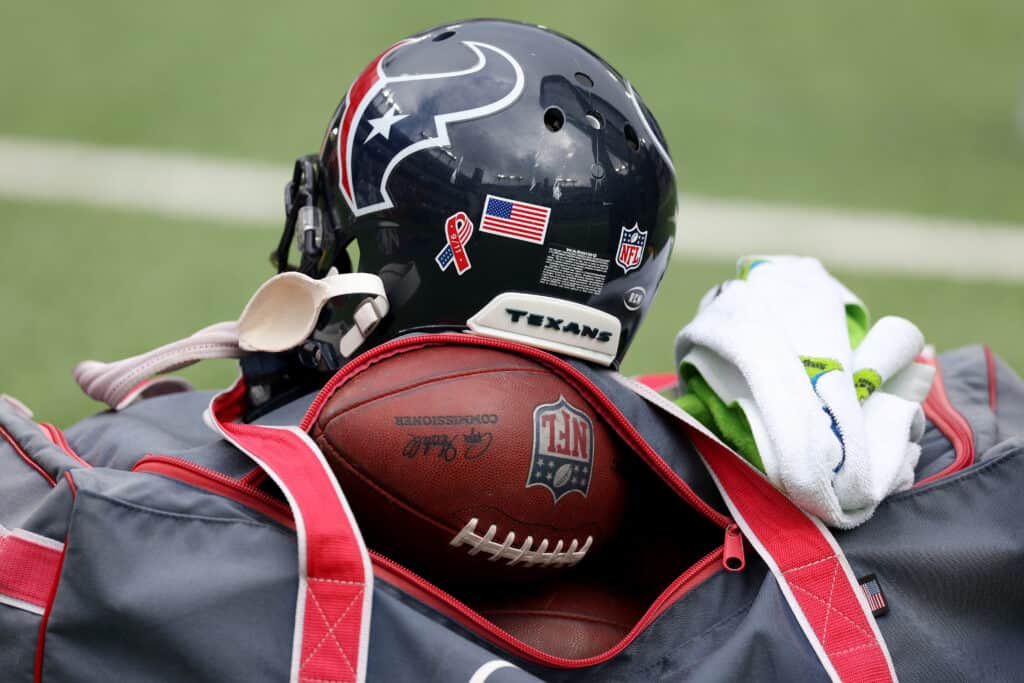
(859, 574, 889, 617)
(479, 195, 551, 244)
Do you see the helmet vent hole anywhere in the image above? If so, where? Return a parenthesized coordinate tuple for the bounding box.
(574, 72, 594, 88)
(544, 106, 565, 132)
(585, 111, 604, 130)
(624, 124, 640, 151)
(433, 30, 455, 42)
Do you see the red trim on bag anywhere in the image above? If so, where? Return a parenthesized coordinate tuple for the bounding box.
(0, 529, 63, 611)
(215, 379, 249, 423)
(133, 455, 294, 529)
(63, 471, 77, 497)
(38, 423, 91, 468)
(984, 345, 998, 413)
(916, 356, 976, 485)
(238, 467, 268, 487)
(302, 333, 730, 529)
(211, 389, 371, 683)
(372, 545, 723, 668)
(633, 372, 679, 394)
(31, 529, 68, 683)
(1, 426, 56, 487)
(686, 424, 894, 682)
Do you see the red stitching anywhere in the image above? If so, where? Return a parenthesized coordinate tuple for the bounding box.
(819, 559, 840, 647)
(789, 580, 874, 643)
(785, 557, 872, 650)
(301, 584, 363, 676)
(781, 554, 838, 574)
(829, 641, 886, 657)
(307, 578, 365, 586)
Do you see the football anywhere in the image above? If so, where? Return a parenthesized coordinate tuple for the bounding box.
(312, 343, 629, 585)
(471, 576, 647, 660)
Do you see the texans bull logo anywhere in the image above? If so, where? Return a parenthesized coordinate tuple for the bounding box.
(335, 37, 525, 216)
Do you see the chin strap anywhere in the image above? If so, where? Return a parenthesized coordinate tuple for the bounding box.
(74, 272, 389, 410)
(238, 270, 388, 356)
(74, 321, 243, 410)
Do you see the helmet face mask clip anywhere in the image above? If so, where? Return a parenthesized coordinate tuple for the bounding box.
(274, 155, 351, 279)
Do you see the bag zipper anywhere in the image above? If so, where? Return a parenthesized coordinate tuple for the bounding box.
(916, 356, 975, 485)
(371, 542, 725, 668)
(723, 523, 745, 571)
(133, 455, 294, 528)
(299, 332, 742, 667)
(301, 333, 732, 529)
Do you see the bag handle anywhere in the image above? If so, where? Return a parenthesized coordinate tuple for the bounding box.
(208, 379, 373, 683)
(624, 377, 897, 683)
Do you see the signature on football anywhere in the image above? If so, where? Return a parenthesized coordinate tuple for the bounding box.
(402, 428, 493, 462)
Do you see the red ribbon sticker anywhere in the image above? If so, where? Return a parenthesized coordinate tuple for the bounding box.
(435, 212, 474, 275)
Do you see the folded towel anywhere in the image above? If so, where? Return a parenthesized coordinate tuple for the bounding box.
(675, 256, 931, 529)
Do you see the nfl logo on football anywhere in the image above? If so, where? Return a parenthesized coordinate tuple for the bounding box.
(528, 396, 595, 502)
(615, 223, 648, 273)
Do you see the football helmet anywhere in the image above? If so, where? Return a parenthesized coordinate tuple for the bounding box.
(274, 18, 677, 368)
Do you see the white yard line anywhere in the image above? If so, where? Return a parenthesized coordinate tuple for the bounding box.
(1, 136, 1022, 282)
(676, 198, 1024, 282)
(0, 137, 282, 223)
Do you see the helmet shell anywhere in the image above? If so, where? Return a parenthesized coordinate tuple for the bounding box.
(318, 19, 677, 366)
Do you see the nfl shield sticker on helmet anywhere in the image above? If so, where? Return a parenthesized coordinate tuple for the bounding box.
(615, 224, 648, 274)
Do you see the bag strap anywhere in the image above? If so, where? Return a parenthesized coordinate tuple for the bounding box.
(0, 525, 64, 617)
(624, 377, 897, 683)
(208, 378, 373, 683)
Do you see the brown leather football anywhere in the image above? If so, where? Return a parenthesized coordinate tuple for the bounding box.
(312, 344, 629, 585)
(472, 576, 647, 660)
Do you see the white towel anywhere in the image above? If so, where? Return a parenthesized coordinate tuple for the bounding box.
(675, 256, 931, 529)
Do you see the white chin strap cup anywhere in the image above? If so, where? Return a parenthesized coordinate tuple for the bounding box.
(238, 270, 390, 356)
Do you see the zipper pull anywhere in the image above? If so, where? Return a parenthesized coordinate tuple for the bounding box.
(723, 524, 745, 572)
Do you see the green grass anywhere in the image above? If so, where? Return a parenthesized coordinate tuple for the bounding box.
(2, 198, 1020, 427)
(0, 199, 271, 425)
(1, 3, 1022, 424)
(2, 1, 1023, 222)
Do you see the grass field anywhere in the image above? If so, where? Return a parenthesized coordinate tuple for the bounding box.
(1, 2, 1022, 425)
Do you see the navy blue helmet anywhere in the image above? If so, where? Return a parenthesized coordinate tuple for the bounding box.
(275, 18, 677, 368)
